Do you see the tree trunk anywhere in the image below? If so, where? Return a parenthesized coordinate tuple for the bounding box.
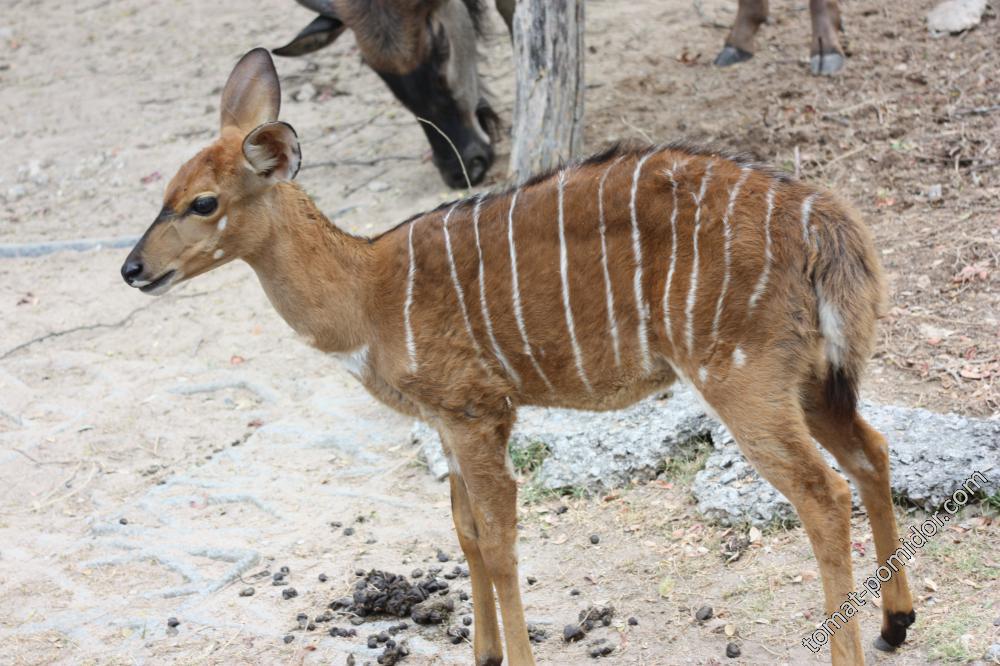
(508, 0, 585, 184)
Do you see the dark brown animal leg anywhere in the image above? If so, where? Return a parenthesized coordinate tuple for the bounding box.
(809, 0, 846, 75)
(715, 0, 769, 66)
(802, 388, 916, 652)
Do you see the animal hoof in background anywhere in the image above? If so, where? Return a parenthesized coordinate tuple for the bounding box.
(714, 45, 753, 67)
(809, 51, 845, 75)
(873, 635, 898, 652)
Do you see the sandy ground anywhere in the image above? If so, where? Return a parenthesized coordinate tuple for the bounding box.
(1, 0, 998, 664)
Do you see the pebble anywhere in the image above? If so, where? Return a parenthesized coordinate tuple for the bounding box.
(984, 644, 1000, 661)
(589, 534, 600, 545)
(118, 518, 128, 525)
(462, 615, 472, 626)
(458, 591, 469, 601)
(319, 573, 328, 582)
(355, 568, 366, 576)
(927, 183, 943, 202)
(411, 568, 424, 578)
(166, 617, 180, 628)
(436, 550, 450, 562)
(570, 588, 581, 596)
(296, 613, 309, 630)
(283, 634, 294, 644)
(280, 566, 290, 575)
(695, 605, 714, 621)
(239, 587, 255, 597)
(329, 626, 357, 638)
(555, 505, 569, 514)
(368, 635, 379, 649)
(282, 587, 298, 600)
(726, 642, 741, 658)
(628, 617, 638, 626)
(563, 624, 585, 642)
(527, 576, 537, 585)
(343, 527, 355, 536)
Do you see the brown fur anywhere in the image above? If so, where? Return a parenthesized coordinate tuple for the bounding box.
(122, 51, 913, 666)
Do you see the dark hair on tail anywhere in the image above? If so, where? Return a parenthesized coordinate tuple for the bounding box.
(824, 365, 858, 421)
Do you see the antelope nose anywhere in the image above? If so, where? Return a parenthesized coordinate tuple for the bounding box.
(121, 258, 143, 284)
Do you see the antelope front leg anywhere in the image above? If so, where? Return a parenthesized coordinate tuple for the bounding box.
(448, 466, 504, 665)
(444, 420, 536, 666)
(715, 0, 769, 66)
(809, 0, 846, 75)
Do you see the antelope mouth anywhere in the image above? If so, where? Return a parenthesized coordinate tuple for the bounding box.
(139, 270, 177, 295)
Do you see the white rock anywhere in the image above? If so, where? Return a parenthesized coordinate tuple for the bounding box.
(927, 0, 987, 35)
(5, 184, 27, 201)
(927, 183, 943, 202)
(367, 180, 391, 193)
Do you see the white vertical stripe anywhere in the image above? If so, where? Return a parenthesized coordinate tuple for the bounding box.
(661, 159, 688, 349)
(710, 167, 751, 346)
(684, 160, 715, 356)
(473, 195, 521, 386)
(629, 151, 655, 373)
(442, 204, 488, 366)
(748, 184, 776, 311)
(403, 221, 418, 372)
(557, 171, 593, 392)
(507, 190, 555, 391)
(598, 156, 625, 367)
(801, 193, 818, 245)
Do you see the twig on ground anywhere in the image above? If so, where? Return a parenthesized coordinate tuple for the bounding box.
(0, 288, 214, 360)
(621, 116, 655, 144)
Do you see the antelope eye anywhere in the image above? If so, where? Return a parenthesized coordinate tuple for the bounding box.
(189, 196, 218, 216)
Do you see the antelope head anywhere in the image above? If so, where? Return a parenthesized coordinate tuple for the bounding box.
(121, 49, 301, 294)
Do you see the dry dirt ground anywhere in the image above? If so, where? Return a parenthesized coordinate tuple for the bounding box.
(1, 0, 998, 664)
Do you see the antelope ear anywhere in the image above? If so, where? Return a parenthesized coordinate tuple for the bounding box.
(273, 15, 347, 57)
(220, 48, 281, 133)
(243, 122, 302, 181)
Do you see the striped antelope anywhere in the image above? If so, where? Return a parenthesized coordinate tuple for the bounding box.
(121, 49, 914, 665)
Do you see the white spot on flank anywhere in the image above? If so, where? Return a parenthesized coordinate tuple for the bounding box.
(212, 249, 225, 260)
(698, 366, 708, 383)
(748, 184, 776, 312)
(442, 205, 488, 367)
(710, 167, 751, 348)
(403, 222, 419, 372)
(668, 360, 721, 422)
(216, 215, 228, 232)
(819, 290, 846, 367)
(335, 345, 369, 379)
(662, 159, 688, 349)
(732, 346, 746, 367)
(507, 190, 555, 391)
(557, 171, 593, 392)
(630, 151, 655, 373)
(473, 196, 520, 386)
(598, 156, 626, 367)
(801, 193, 818, 246)
(684, 160, 715, 357)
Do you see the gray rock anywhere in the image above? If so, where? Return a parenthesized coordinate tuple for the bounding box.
(413, 387, 711, 488)
(693, 400, 999, 526)
(412, 389, 999, 527)
(927, 0, 987, 35)
(983, 643, 1000, 662)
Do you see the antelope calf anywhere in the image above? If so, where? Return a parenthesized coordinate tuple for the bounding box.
(121, 49, 913, 665)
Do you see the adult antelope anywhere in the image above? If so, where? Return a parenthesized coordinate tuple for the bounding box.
(715, 0, 847, 74)
(272, 0, 847, 189)
(274, 0, 499, 188)
(121, 49, 913, 665)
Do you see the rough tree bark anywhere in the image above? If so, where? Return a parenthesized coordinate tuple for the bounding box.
(508, 0, 585, 184)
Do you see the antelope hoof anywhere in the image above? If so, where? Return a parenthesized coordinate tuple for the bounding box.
(809, 51, 845, 76)
(714, 45, 753, 67)
(874, 610, 916, 651)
